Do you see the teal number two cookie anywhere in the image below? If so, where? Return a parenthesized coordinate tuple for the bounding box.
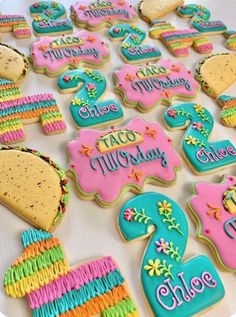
(109, 23, 161, 63)
(118, 192, 225, 317)
(57, 69, 124, 129)
(163, 102, 236, 174)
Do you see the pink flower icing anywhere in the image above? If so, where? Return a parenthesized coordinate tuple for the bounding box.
(67, 117, 182, 204)
(189, 175, 236, 270)
(30, 30, 110, 76)
(114, 60, 200, 111)
(71, 0, 137, 28)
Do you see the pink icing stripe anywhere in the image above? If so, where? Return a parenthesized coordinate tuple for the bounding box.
(27, 256, 118, 309)
(0, 94, 55, 110)
(43, 121, 67, 134)
(162, 29, 199, 37)
(0, 129, 25, 143)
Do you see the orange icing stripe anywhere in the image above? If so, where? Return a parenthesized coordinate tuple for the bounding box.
(59, 284, 129, 317)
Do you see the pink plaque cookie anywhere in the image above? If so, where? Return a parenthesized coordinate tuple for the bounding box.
(30, 30, 110, 77)
(67, 117, 182, 207)
(188, 175, 236, 272)
(113, 60, 200, 112)
(71, 0, 137, 31)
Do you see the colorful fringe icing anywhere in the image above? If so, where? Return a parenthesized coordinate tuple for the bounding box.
(149, 21, 213, 57)
(217, 95, 236, 128)
(225, 30, 236, 50)
(4, 229, 139, 317)
(0, 79, 66, 144)
(0, 14, 31, 38)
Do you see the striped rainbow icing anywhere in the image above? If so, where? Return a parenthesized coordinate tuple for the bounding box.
(149, 21, 213, 57)
(0, 14, 31, 38)
(225, 30, 236, 50)
(217, 95, 236, 128)
(0, 79, 66, 144)
(4, 229, 139, 317)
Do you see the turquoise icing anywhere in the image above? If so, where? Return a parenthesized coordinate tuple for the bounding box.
(118, 192, 225, 317)
(21, 229, 52, 248)
(32, 269, 124, 317)
(178, 4, 226, 34)
(57, 69, 124, 128)
(218, 95, 235, 102)
(29, 1, 73, 35)
(163, 103, 236, 173)
(109, 23, 161, 62)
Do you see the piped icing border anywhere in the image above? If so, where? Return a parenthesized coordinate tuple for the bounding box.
(0, 146, 70, 228)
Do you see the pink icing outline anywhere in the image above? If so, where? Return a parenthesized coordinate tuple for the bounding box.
(71, 0, 137, 27)
(67, 117, 182, 204)
(114, 60, 200, 111)
(189, 175, 236, 270)
(31, 30, 110, 75)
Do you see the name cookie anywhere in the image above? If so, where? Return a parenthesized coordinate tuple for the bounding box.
(4, 229, 139, 316)
(0, 147, 69, 231)
(149, 21, 213, 57)
(188, 175, 236, 272)
(109, 23, 161, 64)
(57, 68, 124, 129)
(195, 53, 236, 98)
(0, 44, 66, 144)
(113, 60, 200, 112)
(177, 4, 227, 35)
(30, 30, 110, 77)
(71, 0, 137, 31)
(67, 117, 181, 207)
(217, 95, 236, 128)
(30, 1, 73, 36)
(138, 0, 184, 23)
(118, 192, 225, 317)
(163, 102, 236, 174)
(0, 12, 31, 38)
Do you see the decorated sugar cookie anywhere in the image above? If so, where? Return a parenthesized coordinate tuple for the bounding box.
(118, 192, 225, 317)
(149, 21, 213, 57)
(109, 23, 161, 64)
(138, 0, 184, 23)
(0, 147, 69, 231)
(4, 229, 139, 316)
(67, 117, 181, 207)
(217, 95, 236, 128)
(30, 1, 73, 36)
(70, 0, 137, 31)
(177, 4, 227, 35)
(113, 60, 200, 112)
(0, 12, 31, 38)
(225, 30, 236, 50)
(163, 102, 236, 175)
(0, 43, 66, 144)
(30, 30, 110, 77)
(195, 53, 236, 98)
(57, 69, 124, 129)
(188, 175, 236, 272)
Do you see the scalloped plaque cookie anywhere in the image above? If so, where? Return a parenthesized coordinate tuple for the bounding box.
(188, 175, 236, 272)
(113, 60, 200, 112)
(30, 30, 110, 77)
(67, 117, 181, 207)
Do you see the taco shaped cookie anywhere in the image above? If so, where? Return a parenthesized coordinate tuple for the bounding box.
(0, 146, 69, 231)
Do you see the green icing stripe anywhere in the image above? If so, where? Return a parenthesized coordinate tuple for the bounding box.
(102, 297, 137, 317)
(221, 107, 236, 119)
(4, 245, 64, 285)
(32, 270, 125, 317)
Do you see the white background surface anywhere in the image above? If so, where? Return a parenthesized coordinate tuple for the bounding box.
(0, 0, 235, 316)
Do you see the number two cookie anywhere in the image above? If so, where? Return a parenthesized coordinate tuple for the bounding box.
(118, 192, 225, 317)
(4, 229, 139, 316)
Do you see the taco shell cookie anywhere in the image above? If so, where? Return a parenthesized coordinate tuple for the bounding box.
(188, 175, 236, 272)
(0, 147, 69, 231)
(138, 0, 184, 23)
(195, 53, 236, 98)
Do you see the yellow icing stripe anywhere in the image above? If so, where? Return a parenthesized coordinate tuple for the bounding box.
(4, 259, 69, 298)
